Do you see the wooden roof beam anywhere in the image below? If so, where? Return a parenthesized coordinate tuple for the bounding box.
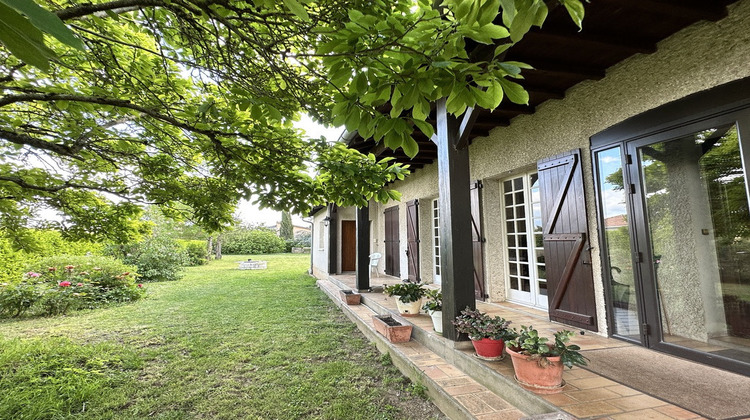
(524, 85, 566, 100)
(607, 0, 729, 22)
(524, 31, 657, 55)
(511, 56, 606, 80)
(490, 103, 536, 115)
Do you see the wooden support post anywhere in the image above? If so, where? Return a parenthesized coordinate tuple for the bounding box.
(356, 205, 370, 291)
(436, 98, 476, 341)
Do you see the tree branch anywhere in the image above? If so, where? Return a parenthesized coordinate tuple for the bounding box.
(0, 92, 245, 141)
(56, 0, 164, 21)
(0, 129, 84, 160)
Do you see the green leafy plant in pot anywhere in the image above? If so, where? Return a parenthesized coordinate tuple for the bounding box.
(421, 289, 443, 334)
(506, 325, 588, 394)
(383, 282, 426, 316)
(452, 307, 514, 360)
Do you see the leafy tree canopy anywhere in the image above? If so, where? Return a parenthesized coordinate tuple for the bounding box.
(0, 0, 584, 247)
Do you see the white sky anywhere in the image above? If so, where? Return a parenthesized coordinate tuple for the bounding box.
(235, 114, 344, 226)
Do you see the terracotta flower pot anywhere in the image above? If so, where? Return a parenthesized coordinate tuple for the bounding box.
(506, 347, 565, 394)
(471, 337, 505, 360)
(372, 315, 412, 343)
(339, 290, 361, 305)
(393, 296, 421, 316)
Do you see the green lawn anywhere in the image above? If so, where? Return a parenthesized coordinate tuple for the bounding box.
(0, 254, 445, 419)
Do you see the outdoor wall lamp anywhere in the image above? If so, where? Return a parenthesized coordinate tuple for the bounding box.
(323, 216, 331, 227)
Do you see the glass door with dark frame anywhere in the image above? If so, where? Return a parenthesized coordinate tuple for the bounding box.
(595, 146, 641, 342)
(628, 121, 750, 371)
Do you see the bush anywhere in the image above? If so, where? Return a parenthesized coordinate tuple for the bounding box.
(0, 282, 40, 318)
(108, 236, 188, 282)
(0, 239, 31, 286)
(178, 240, 209, 266)
(28, 230, 104, 257)
(0, 230, 103, 286)
(0, 255, 146, 317)
(222, 228, 286, 254)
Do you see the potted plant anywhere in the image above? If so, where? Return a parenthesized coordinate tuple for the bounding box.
(339, 289, 361, 305)
(372, 315, 412, 343)
(383, 282, 426, 317)
(452, 307, 514, 360)
(505, 325, 588, 394)
(422, 289, 443, 334)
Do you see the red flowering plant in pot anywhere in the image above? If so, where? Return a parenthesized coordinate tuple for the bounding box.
(505, 325, 588, 394)
(452, 307, 514, 361)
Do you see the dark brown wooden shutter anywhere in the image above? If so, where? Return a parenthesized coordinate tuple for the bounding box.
(537, 149, 598, 331)
(384, 206, 400, 277)
(470, 181, 486, 300)
(406, 200, 420, 283)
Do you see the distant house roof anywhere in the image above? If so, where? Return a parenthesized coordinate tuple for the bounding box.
(604, 214, 628, 229)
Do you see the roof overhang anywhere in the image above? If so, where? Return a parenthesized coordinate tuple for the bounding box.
(347, 0, 740, 169)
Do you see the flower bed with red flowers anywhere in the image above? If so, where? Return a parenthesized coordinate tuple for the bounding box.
(0, 255, 145, 317)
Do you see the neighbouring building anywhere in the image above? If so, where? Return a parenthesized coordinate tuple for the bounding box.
(311, 1, 750, 376)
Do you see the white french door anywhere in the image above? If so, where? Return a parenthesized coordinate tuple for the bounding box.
(502, 173, 548, 308)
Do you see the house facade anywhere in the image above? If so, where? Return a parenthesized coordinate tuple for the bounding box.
(312, 1, 750, 375)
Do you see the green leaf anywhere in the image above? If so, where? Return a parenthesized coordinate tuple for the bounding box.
(485, 80, 504, 109)
(348, 9, 364, 21)
(282, 0, 309, 21)
(498, 78, 529, 105)
(0, 0, 84, 50)
(472, 87, 495, 110)
(401, 135, 419, 159)
(494, 43, 511, 58)
(481, 23, 510, 40)
(353, 73, 367, 94)
(0, 3, 54, 71)
(560, 0, 585, 30)
(478, 0, 501, 26)
(412, 119, 434, 139)
(431, 61, 452, 69)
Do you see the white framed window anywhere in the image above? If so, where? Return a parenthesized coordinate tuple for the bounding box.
(502, 173, 547, 308)
(432, 198, 441, 285)
(318, 221, 325, 250)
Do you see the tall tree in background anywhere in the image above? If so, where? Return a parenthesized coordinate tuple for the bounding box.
(0, 0, 585, 247)
(280, 211, 294, 241)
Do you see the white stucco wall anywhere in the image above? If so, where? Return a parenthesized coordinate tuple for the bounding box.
(469, 0, 750, 333)
(311, 210, 329, 278)
(313, 0, 750, 335)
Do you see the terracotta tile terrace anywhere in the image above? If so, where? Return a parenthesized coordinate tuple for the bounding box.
(318, 273, 723, 420)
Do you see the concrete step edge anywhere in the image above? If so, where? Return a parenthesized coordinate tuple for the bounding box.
(325, 276, 559, 416)
(317, 279, 476, 420)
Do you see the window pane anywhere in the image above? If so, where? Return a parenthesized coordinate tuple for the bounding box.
(522, 278, 531, 292)
(639, 124, 750, 360)
(597, 146, 639, 339)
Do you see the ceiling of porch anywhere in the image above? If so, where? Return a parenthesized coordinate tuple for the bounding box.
(346, 0, 741, 170)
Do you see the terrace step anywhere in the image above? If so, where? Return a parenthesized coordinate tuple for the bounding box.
(318, 278, 565, 420)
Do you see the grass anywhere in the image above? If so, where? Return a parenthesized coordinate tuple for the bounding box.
(0, 254, 445, 419)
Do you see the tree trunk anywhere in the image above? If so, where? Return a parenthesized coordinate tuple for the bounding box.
(207, 236, 214, 261)
(215, 235, 222, 260)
